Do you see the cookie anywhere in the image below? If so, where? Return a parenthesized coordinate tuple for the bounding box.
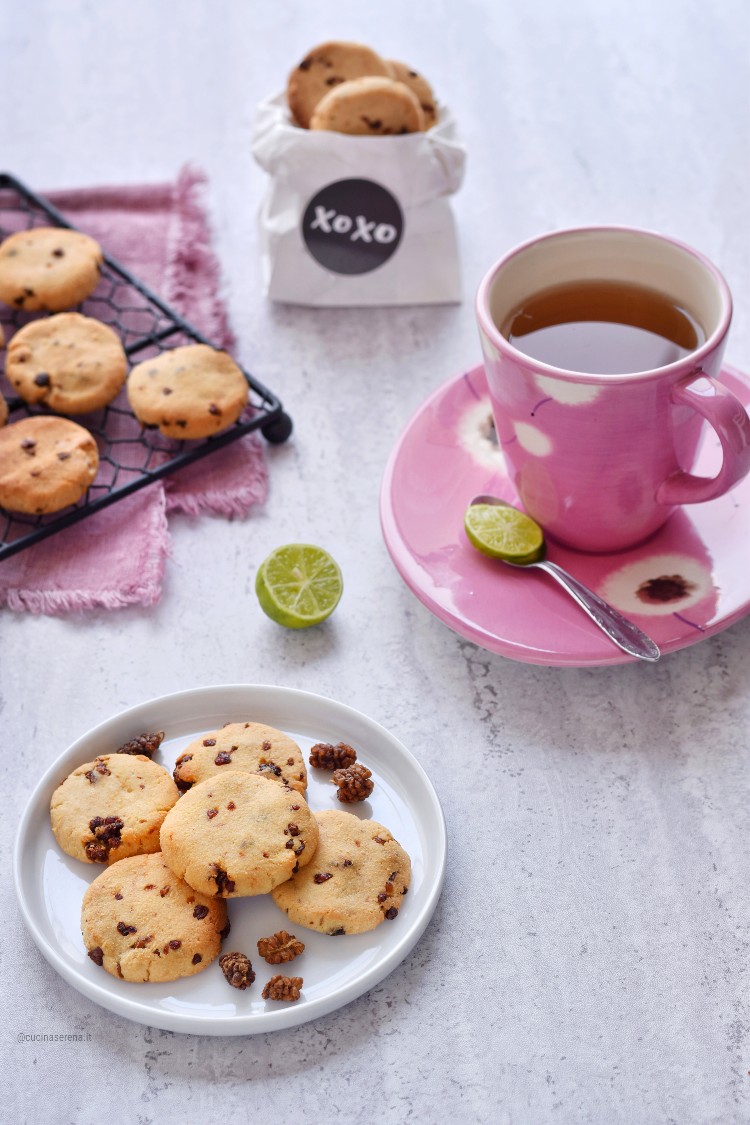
(0, 415, 99, 514)
(6, 313, 127, 414)
(388, 60, 438, 129)
(271, 808, 411, 935)
(173, 722, 307, 795)
(287, 40, 394, 129)
(159, 771, 319, 898)
(310, 76, 425, 136)
(50, 754, 179, 865)
(0, 227, 102, 311)
(126, 344, 248, 439)
(81, 852, 228, 982)
(0, 326, 6, 424)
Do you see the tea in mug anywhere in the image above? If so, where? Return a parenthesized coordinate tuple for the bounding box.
(502, 279, 705, 375)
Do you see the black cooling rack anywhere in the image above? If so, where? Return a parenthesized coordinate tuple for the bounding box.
(0, 172, 292, 563)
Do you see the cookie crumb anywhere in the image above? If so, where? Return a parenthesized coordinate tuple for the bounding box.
(219, 951, 256, 990)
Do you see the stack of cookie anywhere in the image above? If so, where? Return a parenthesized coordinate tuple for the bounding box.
(0, 229, 110, 513)
(0, 226, 250, 516)
(287, 40, 438, 135)
(50, 720, 411, 997)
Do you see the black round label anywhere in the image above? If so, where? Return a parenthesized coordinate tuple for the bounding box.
(301, 179, 404, 275)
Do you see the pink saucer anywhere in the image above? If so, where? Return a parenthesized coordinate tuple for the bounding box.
(380, 364, 750, 667)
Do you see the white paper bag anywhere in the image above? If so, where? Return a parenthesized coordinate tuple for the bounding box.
(251, 93, 467, 306)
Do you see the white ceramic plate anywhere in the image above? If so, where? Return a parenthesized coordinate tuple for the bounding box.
(14, 684, 446, 1036)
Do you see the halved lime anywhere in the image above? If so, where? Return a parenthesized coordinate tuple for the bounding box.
(464, 502, 545, 562)
(255, 543, 343, 628)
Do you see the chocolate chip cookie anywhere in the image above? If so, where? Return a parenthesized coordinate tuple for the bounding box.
(0, 415, 99, 514)
(172, 722, 307, 795)
(126, 344, 249, 439)
(388, 59, 438, 129)
(81, 852, 228, 982)
(159, 771, 319, 898)
(6, 313, 128, 414)
(310, 76, 425, 135)
(50, 753, 180, 865)
(0, 227, 103, 311)
(271, 808, 410, 935)
(287, 40, 394, 128)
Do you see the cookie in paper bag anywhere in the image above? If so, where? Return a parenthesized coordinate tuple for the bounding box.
(310, 76, 425, 135)
(388, 60, 438, 129)
(287, 40, 394, 128)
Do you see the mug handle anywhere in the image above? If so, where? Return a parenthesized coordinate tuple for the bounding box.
(656, 371, 750, 505)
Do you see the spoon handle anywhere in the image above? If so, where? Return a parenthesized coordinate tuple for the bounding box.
(535, 560, 660, 662)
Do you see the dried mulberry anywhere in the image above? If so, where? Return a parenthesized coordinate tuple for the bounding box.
(219, 952, 256, 990)
(257, 931, 305, 964)
(115, 731, 165, 758)
(262, 975, 303, 1001)
(331, 762, 374, 803)
(309, 742, 357, 770)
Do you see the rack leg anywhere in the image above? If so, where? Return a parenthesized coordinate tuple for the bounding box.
(261, 411, 293, 444)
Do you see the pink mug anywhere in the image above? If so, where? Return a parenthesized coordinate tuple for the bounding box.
(476, 227, 750, 553)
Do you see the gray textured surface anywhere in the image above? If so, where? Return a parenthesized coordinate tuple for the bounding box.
(3, 1, 750, 1121)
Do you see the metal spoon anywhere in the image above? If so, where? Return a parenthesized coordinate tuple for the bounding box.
(469, 495, 660, 662)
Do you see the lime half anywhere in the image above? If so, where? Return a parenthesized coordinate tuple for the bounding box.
(255, 543, 343, 628)
(464, 502, 544, 563)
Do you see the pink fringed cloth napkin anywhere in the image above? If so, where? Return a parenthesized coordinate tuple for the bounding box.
(0, 167, 268, 614)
